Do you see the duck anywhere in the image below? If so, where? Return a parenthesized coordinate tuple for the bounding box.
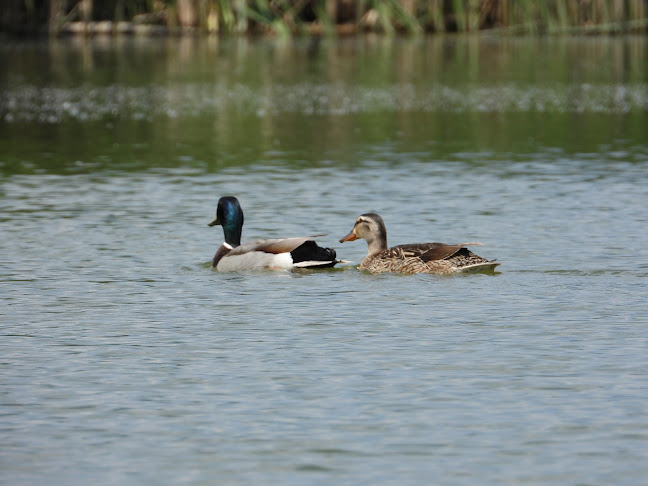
(208, 196, 340, 271)
(339, 213, 500, 275)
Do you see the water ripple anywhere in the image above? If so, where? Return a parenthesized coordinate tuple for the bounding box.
(2, 82, 647, 123)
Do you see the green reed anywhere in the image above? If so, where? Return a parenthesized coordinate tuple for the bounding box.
(3, 0, 647, 36)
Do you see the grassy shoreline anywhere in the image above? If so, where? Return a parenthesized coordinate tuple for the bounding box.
(3, 0, 647, 36)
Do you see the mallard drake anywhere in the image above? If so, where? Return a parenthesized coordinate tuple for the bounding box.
(339, 213, 499, 275)
(208, 196, 340, 271)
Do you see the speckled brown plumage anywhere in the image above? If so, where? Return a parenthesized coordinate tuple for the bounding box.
(340, 213, 500, 275)
(359, 244, 497, 274)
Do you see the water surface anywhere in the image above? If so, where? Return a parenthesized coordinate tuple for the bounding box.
(1, 35, 647, 485)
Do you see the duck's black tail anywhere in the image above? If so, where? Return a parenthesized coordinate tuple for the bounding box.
(291, 240, 338, 268)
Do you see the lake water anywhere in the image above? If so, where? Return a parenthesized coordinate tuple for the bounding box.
(1, 35, 647, 485)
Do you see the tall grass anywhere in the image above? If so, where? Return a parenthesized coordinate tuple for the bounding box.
(2, 0, 647, 35)
(490, 0, 648, 34)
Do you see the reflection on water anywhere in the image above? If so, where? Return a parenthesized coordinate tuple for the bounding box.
(2, 35, 648, 124)
(2, 35, 647, 177)
(1, 35, 648, 486)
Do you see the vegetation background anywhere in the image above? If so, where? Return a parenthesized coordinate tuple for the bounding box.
(2, 0, 647, 36)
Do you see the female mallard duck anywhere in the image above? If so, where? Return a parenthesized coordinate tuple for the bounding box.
(339, 213, 499, 275)
(208, 196, 340, 271)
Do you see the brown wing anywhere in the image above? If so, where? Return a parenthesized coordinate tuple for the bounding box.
(391, 242, 460, 261)
(393, 242, 484, 262)
(419, 244, 466, 261)
(228, 237, 313, 256)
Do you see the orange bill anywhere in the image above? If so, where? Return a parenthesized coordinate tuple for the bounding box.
(339, 231, 358, 243)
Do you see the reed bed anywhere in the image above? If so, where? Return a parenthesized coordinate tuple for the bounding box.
(3, 0, 648, 35)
